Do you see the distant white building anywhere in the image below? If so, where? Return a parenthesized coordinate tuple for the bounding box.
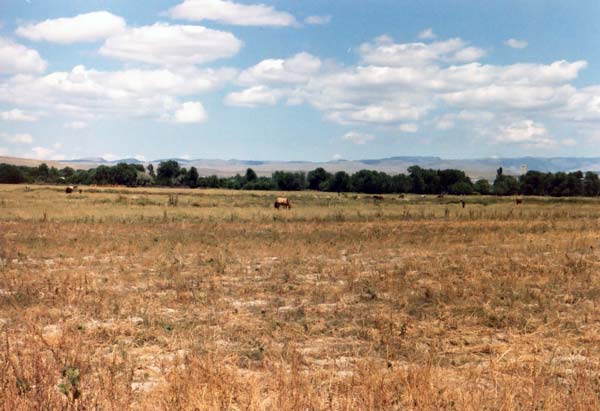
(520, 164, 528, 175)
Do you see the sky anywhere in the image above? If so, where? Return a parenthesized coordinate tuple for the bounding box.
(0, 0, 599, 162)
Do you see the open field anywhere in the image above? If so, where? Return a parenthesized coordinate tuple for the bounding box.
(1, 184, 600, 410)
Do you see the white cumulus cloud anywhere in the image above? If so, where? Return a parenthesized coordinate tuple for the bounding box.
(100, 23, 242, 66)
(0, 38, 46, 74)
(418, 28, 436, 40)
(168, 0, 297, 26)
(342, 131, 375, 145)
(496, 119, 554, 146)
(238, 52, 322, 85)
(174, 101, 207, 123)
(0, 109, 38, 121)
(505, 38, 528, 49)
(30, 146, 57, 160)
(399, 123, 419, 133)
(16, 11, 126, 43)
(359, 36, 484, 67)
(224, 86, 284, 107)
(1, 132, 34, 144)
(0, 65, 234, 121)
(304, 15, 331, 25)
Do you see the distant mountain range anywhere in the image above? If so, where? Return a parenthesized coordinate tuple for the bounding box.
(3, 155, 600, 180)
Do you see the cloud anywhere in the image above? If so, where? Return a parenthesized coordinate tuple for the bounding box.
(173, 101, 207, 123)
(16, 11, 126, 43)
(332, 153, 343, 160)
(438, 60, 587, 88)
(436, 117, 455, 130)
(450, 46, 486, 62)
(100, 23, 242, 66)
(496, 119, 554, 146)
(440, 84, 576, 110)
(225, 34, 591, 146)
(418, 28, 436, 40)
(398, 123, 419, 133)
(101, 153, 120, 162)
(65, 120, 87, 129)
(238, 52, 321, 85)
(327, 102, 430, 125)
(505, 38, 528, 49)
(342, 131, 375, 144)
(304, 15, 331, 25)
(0, 38, 46, 74)
(436, 110, 495, 130)
(359, 36, 485, 66)
(168, 0, 297, 26)
(1, 132, 34, 144)
(224, 86, 284, 107)
(20, 144, 66, 161)
(0, 109, 38, 121)
(559, 85, 600, 121)
(0, 65, 235, 120)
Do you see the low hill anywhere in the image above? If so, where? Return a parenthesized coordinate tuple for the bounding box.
(3, 155, 600, 180)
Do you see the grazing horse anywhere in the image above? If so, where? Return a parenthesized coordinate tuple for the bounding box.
(274, 197, 291, 209)
(65, 185, 78, 194)
(460, 200, 466, 208)
(372, 195, 384, 201)
(515, 198, 523, 205)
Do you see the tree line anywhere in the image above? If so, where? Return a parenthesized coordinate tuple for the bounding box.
(1, 160, 600, 196)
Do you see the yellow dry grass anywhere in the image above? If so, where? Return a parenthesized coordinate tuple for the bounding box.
(1, 184, 600, 410)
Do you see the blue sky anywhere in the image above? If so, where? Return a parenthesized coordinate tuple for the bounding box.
(0, 0, 599, 161)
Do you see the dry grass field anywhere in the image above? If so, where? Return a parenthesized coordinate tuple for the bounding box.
(1, 184, 600, 410)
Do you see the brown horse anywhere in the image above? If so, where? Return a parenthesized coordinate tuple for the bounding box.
(515, 198, 523, 205)
(274, 197, 291, 209)
(65, 185, 78, 194)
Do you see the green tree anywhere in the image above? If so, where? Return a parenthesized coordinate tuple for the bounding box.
(474, 179, 491, 195)
(198, 175, 221, 188)
(184, 167, 199, 188)
(392, 174, 412, 193)
(0, 164, 26, 183)
(326, 171, 350, 192)
(37, 163, 50, 182)
(147, 164, 156, 178)
(438, 169, 472, 194)
(448, 181, 474, 195)
(245, 168, 257, 182)
(307, 167, 332, 191)
(243, 176, 276, 190)
(350, 170, 393, 193)
(61, 167, 75, 180)
(584, 172, 600, 196)
(493, 168, 520, 195)
(136, 171, 153, 186)
(112, 163, 138, 186)
(408, 166, 426, 194)
(156, 160, 181, 186)
(272, 171, 306, 191)
(520, 171, 549, 196)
